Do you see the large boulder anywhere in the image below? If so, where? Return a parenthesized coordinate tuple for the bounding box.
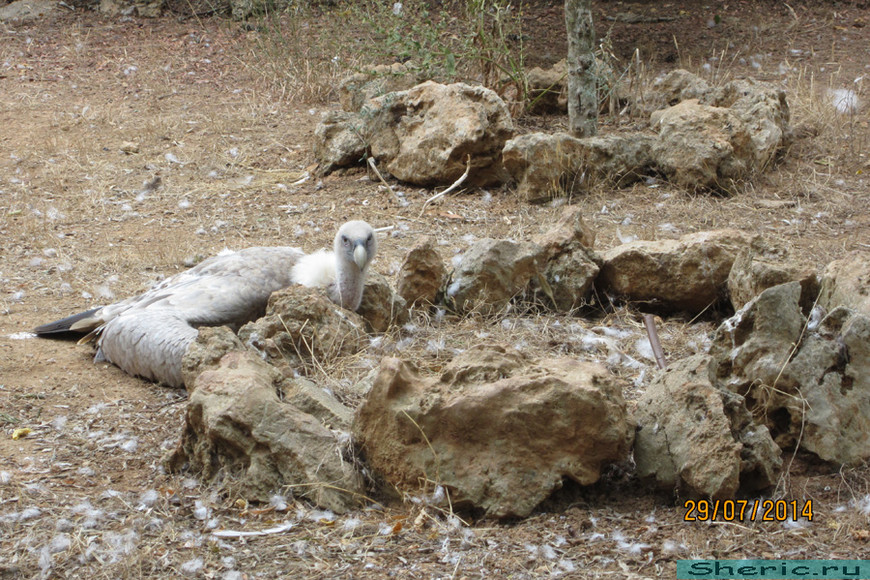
(315, 81, 514, 186)
(599, 229, 754, 314)
(818, 250, 870, 317)
(710, 282, 870, 465)
(634, 354, 781, 499)
(446, 238, 546, 314)
(168, 328, 364, 512)
(353, 345, 634, 518)
(502, 131, 655, 202)
(313, 111, 368, 175)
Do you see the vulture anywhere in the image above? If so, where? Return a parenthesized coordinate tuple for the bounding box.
(34, 221, 377, 387)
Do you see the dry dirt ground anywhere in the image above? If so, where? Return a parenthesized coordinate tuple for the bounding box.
(2, 0, 870, 578)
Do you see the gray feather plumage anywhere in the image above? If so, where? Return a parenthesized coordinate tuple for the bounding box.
(34, 221, 376, 387)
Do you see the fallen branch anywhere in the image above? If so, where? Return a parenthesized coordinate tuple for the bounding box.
(418, 155, 472, 218)
(367, 157, 402, 204)
(642, 313, 667, 370)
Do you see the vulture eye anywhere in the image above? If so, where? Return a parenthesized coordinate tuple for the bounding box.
(341, 235, 349, 246)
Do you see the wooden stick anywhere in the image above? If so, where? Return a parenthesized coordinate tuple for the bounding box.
(642, 313, 667, 370)
(418, 155, 472, 218)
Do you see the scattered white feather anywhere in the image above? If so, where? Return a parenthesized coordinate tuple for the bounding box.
(180, 558, 204, 576)
(270, 495, 288, 512)
(138, 489, 160, 509)
(0, 471, 11, 484)
(807, 304, 826, 332)
(634, 337, 656, 362)
(829, 88, 860, 114)
(8, 332, 36, 340)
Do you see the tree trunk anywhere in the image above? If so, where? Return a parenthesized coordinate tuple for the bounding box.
(564, 0, 597, 137)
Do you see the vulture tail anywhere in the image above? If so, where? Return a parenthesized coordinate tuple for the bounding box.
(33, 308, 103, 336)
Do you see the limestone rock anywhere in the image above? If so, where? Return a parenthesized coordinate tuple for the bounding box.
(599, 229, 753, 314)
(238, 285, 368, 375)
(634, 354, 781, 498)
(646, 71, 790, 191)
(315, 81, 513, 186)
(280, 376, 354, 429)
(710, 282, 870, 465)
(366, 81, 514, 186)
(100, 0, 163, 17)
(396, 238, 448, 307)
(502, 131, 655, 202)
(313, 111, 367, 175)
(727, 240, 818, 311)
(532, 205, 596, 257)
(353, 345, 634, 518)
(168, 336, 363, 512)
(532, 206, 601, 311)
(446, 238, 546, 314)
(818, 250, 870, 317)
(338, 63, 423, 113)
(0, 0, 58, 22)
(651, 100, 755, 190)
(357, 271, 410, 333)
(526, 59, 568, 114)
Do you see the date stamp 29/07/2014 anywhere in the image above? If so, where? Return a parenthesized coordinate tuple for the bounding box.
(683, 499, 814, 522)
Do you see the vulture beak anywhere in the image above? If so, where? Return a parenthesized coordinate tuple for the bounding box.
(353, 242, 369, 271)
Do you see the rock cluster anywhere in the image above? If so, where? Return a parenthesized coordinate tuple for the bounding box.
(316, 68, 790, 198)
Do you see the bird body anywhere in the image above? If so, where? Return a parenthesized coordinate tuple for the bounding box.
(34, 221, 377, 387)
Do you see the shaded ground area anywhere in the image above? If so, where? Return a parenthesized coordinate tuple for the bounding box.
(1, 1, 870, 578)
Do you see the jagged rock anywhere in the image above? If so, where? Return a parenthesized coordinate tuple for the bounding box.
(710, 282, 870, 465)
(634, 354, 781, 499)
(315, 81, 513, 186)
(651, 100, 755, 190)
(396, 238, 447, 307)
(238, 285, 368, 375)
(168, 330, 363, 512)
(313, 111, 367, 175)
(353, 344, 634, 518)
(357, 271, 410, 333)
(711, 78, 791, 171)
(727, 240, 818, 311)
(646, 71, 789, 190)
(818, 250, 870, 316)
(446, 238, 545, 314)
(0, 0, 58, 21)
(599, 229, 753, 314)
(337, 63, 423, 113)
(502, 131, 655, 202)
(531, 206, 601, 311)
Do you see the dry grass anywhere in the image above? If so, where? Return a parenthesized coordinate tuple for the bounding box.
(2, 1, 870, 578)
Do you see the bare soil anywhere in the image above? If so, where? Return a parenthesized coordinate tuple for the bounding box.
(1, 1, 870, 578)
